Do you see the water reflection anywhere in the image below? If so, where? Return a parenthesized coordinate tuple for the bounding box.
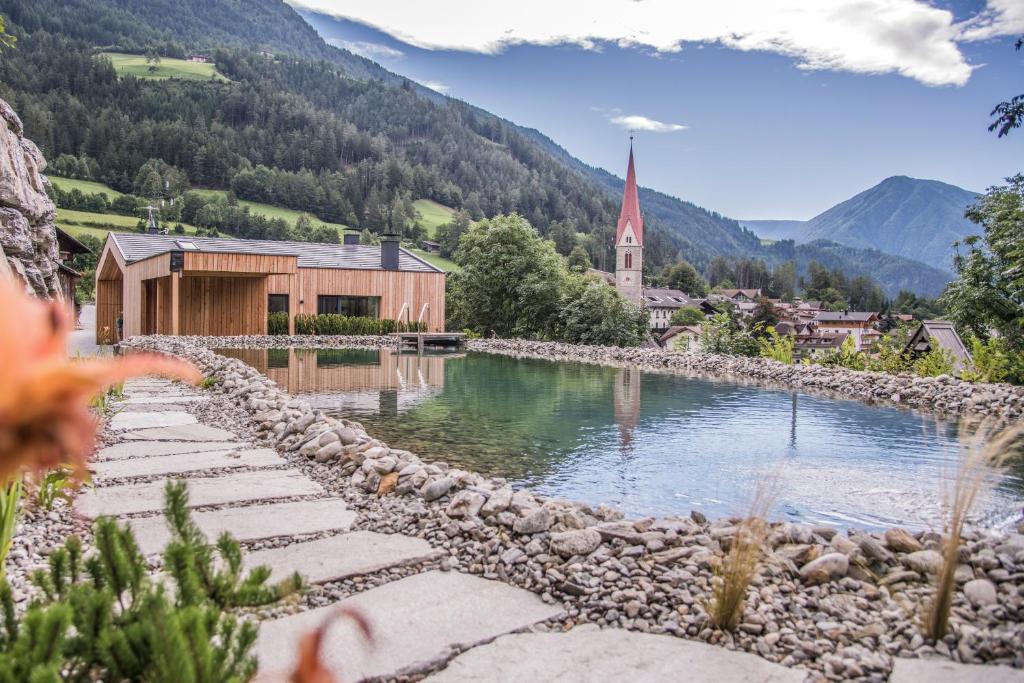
(218, 348, 1023, 531)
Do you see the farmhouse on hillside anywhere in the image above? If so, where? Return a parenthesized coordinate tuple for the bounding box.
(94, 231, 445, 342)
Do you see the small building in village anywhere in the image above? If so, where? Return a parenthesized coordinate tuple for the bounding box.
(660, 325, 703, 351)
(714, 288, 762, 303)
(93, 231, 445, 342)
(905, 320, 972, 374)
(813, 310, 881, 351)
(643, 288, 715, 332)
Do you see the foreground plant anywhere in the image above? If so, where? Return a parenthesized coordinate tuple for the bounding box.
(0, 481, 294, 681)
(0, 277, 200, 481)
(923, 422, 1023, 640)
(0, 478, 20, 577)
(709, 480, 775, 631)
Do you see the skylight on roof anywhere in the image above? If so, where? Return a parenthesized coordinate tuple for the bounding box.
(646, 296, 660, 302)
(176, 240, 199, 250)
(671, 297, 684, 302)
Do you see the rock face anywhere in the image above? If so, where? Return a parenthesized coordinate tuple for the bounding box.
(0, 98, 61, 299)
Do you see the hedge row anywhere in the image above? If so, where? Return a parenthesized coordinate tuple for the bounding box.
(267, 311, 289, 335)
(291, 313, 426, 335)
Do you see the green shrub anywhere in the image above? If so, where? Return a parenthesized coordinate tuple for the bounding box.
(295, 313, 317, 335)
(0, 478, 20, 577)
(961, 335, 1009, 383)
(914, 346, 956, 377)
(267, 311, 289, 336)
(811, 335, 868, 370)
(757, 326, 794, 364)
(867, 332, 912, 374)
(0, 481, 298, 680)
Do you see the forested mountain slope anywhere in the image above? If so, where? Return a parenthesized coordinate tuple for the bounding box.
(0, 0, 950, 295)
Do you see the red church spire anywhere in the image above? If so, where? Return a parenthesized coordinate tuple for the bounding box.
(616, 140, 643, 246)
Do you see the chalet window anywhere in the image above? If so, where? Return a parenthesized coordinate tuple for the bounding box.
(317, 295, 380, 318)
(268, 294, 289, 313)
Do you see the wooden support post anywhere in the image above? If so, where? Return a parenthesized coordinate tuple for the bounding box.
(170, 271, 180, 336)
(288, 273, 297, 335)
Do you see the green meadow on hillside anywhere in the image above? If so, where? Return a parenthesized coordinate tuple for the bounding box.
(49, 176, 126, 198)
(56, 208, 203, 241)
(412, 199, 455, 237)
(102, 52, 229, 81)
(408, 248, 459, 272)
(189, 189, 352, 235)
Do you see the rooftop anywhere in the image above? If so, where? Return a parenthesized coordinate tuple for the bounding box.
(108, 233, 442, 273)
(814, 311, 878, 323)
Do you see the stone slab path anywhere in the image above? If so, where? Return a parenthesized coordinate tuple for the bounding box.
(255, 570, 564, 680)
(96, 440, 247, 460)
(108, 410, 198, 431)
(890, 659, 1024, 683)
(127, 498, 356, 556)
(120, 395, 208, 405)
(424, 626, 805, 683)
(244, 531, 444, 584)
(120, 423, 238, 441)
(91, 447, 284, 480)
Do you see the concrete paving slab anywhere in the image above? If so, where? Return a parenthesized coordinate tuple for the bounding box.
(92, 448, 284, 480)
(95, 441, 246, 460)
(118, 395, 208, 405)
(425, 626, 805, 683)
(109, 411, 198, 431)
(245, 531, 443, 584)
(891, 659, 1024, 683)
(120, 424, 238, 441)
(74, 470, 322, 519)
(256, 571, 563, 680)
(127, 498, 356, 556)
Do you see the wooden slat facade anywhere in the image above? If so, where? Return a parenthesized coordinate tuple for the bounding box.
(95, 235, 446, 342)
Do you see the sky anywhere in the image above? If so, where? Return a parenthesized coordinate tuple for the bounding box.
(287, 0, 1023, 220)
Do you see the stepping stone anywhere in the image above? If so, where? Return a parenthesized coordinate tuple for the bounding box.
(891, 658, 1024, 683)
(91, 448, 284, 481)
(119, 395, 208, 405)
(425, 626, 805, 683)
(95, 441, 246, 460)
(109, 411, 197, 431)
(74, 470, 322, 519)
(256, 571, 562, 680)
(126, 498, 356, 556)
(244, 531, 443, 584)
(120, 424, 237, 441)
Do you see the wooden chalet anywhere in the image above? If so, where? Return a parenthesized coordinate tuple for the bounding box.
(94, 232, 445, 342)
(905, 320, 972, 374)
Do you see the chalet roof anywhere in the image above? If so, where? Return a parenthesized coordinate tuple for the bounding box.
(642, 288, 701, 309)
(797, 301, 823, 310)
(615, 144, 643, 246)
(795, 332, 849, 349)
(814, 311, 878, 323)
(659, 325, 702, 344)
(717, 288, 761, 299)
(55, 227, 91, 255)
(108, 233, 442, 273)
(905, 320, 972, 373)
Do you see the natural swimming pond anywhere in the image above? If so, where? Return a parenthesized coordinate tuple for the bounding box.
(218, 347, 1023, 531)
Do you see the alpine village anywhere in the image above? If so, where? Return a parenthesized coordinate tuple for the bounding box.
(0, 1, 1022, 681)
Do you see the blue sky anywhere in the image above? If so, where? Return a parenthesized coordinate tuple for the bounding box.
(290, 1, 1023, 220)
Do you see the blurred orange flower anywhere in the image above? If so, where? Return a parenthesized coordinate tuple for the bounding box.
(0, 277, 201, 480)
(289, 607, 374, 683)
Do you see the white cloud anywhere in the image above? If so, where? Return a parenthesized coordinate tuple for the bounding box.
(326, 38, 404, 60)
(610, 114, 687, 133)
(287, 0, 1024, 86)
(420, 80, 450, 94)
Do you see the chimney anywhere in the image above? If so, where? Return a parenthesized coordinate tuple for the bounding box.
(381, 231, 400, 271)
(343, 231, 359, 245)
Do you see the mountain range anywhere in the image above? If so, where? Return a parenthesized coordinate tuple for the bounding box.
(0, 0, 957, 297)
(741, 176, 980, 272)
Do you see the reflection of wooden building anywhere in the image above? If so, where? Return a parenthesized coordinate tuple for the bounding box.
(220, 348, 447, 395)
(94, 233, 445, 342)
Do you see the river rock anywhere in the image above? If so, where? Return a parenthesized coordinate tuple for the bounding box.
(422, 477, 455, 502)
(904, 550, 943, 575)
(481, 487, 512, 516)
(315, 441, 343, 462)
(446, 490, 486, 519)
(799, 553, 849, 585)
(514, 508, 552, 535)
(885, 528, 923, 553)
(550, 529, 602, 558)
(963, 579, 998, 607)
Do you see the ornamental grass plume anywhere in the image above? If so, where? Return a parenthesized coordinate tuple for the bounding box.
(923, 421, 1023, 640)
(0, 277, 200, 480)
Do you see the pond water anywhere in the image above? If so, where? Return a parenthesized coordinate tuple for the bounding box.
(218, 347, 1024, 531)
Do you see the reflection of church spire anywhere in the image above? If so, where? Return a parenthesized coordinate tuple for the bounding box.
(613, 367, 642, 452)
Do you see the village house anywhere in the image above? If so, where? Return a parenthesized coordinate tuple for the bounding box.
(660, 324, 702, 351)
(813, 310, 881, 351)
(714, 288, 762, 303)
(905, 320, 972, 374)
(93, 231, 445, 342)
(795, 300, 823, 323)
(643, 288, 713, 331)
(794, 331, 850, 359)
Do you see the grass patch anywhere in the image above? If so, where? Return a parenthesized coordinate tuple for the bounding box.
(408, 248, 459, 273)
(412, 199, 455, 238)
(56, 208, 204, 240)
(189, 189, 351, 236)
(102, 52, 228, 81)
(48, 176, 126, 198)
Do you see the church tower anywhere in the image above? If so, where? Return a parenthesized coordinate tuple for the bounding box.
(615, 141, 644, 304)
